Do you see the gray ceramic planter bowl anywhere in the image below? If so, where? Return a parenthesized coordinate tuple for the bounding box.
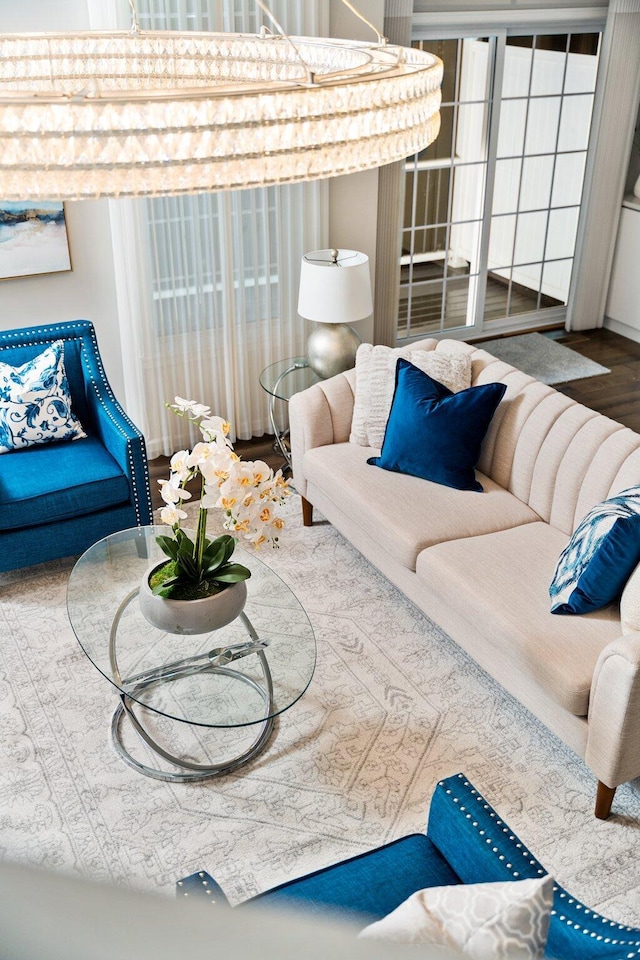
(138, 567, 248, 635)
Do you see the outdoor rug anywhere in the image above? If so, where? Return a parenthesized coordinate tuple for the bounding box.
(478, 332, 610, 384)
(1, 495, 639, 925)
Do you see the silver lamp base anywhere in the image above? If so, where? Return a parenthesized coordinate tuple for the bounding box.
(306, 323, 361, 379)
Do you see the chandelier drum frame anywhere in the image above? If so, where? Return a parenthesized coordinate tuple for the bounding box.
(0, 23, 442, 200)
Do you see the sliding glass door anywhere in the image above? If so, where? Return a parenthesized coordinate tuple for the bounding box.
(398, 27, 602, 343)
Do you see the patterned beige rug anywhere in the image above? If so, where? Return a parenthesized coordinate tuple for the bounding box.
(1, 495, 639, 923)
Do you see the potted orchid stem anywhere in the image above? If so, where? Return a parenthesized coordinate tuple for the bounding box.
(138, 397, 290, 635)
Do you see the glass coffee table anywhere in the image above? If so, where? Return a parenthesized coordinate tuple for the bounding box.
(67, 526, 316, 783)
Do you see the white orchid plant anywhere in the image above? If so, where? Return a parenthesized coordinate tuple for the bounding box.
(152, 396, 290, 600)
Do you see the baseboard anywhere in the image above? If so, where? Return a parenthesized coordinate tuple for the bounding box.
(603, 315, 640, 345)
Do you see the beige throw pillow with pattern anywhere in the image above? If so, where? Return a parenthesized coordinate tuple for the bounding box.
(358, 876, 554, 959)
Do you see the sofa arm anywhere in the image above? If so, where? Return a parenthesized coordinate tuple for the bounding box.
(289, 369, 355, 498)
(586, 632, 640, 788)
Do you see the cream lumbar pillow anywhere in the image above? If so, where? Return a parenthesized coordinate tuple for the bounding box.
(358, 876, 554, 959)
(620, 561, 640, 634)
(350, 343, 472, 450)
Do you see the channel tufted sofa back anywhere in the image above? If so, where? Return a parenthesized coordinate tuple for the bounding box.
(429, 340, 640, 536)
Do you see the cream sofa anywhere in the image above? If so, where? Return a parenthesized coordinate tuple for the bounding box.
(289, 338, 640, 819)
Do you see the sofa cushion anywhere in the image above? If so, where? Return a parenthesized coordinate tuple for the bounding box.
(303, 442, 541, 571)
(415, 523, 622, 716)
(0, 436, 130, 531)
(368, 359, 507, 492)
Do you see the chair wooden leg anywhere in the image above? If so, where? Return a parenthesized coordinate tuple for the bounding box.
(301, 497, 313, 527)
(595, 781, 616, 820)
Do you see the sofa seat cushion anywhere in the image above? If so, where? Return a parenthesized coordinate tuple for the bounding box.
(303, 442, 541, 570)
(252, 833, 461, 923)
(0, 436, 130, 531)
(415, 523, 622, 716)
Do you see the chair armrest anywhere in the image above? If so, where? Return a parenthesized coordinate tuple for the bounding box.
(586, 632, 640, 787)
(428, 774, 640, 959)
(289, 369, 355, 498)
(427, 774, 547, 886)
(81, 339, 153, 527)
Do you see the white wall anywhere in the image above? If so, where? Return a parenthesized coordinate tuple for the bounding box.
(0, 1, 125, 400)
(328, 0, 385, 344)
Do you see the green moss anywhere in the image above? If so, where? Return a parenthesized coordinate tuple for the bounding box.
(149, 561, 225, 601)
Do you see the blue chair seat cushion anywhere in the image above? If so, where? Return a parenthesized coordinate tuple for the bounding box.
(250, 833, 461, 923)
(0, 436, 131, 531)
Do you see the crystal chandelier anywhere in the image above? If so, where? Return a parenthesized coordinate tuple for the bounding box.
(0, 0, 442, 201)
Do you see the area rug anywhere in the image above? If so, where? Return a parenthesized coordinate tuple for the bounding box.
(1, 495, 639, 926)
(478, 332, 610, 384)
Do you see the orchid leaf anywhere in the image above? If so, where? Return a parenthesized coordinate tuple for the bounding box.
(155, 535, 180, 562)
(213, 563, 251, 583)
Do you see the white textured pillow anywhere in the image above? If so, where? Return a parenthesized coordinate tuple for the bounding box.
(621, 561, 640, 634)
(350, 343, 472, 450)
(358, 876, 553, 959)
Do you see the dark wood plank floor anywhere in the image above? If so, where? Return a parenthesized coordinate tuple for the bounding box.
(149, 327, 640, 510)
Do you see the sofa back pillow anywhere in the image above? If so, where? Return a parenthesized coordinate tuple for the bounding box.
(0, 340, 86, 454)
(367, 358, 506, 492)
(549, 486, 640, 615)
(350, 342, 472, 450)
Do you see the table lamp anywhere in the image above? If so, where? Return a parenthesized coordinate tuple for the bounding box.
(298, 248, 373, 379)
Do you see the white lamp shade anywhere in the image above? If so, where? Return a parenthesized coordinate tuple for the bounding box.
(298, 249, 373, 324)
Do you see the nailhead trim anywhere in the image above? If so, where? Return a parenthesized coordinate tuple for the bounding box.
(440, 775, 640, 947)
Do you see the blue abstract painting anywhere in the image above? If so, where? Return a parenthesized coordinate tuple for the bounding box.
(0, 201, 71, 281)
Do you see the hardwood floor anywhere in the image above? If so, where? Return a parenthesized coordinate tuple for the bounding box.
(148, 327, 640, 510)
(550, 328, 640, 432)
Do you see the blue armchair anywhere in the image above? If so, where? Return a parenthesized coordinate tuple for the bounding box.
(179, 774, 640, 959)
(0, 320, 152, 572)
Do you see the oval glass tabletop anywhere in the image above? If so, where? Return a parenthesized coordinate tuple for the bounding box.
(67, 526, 316, 729)
(259, 357, 322, 402)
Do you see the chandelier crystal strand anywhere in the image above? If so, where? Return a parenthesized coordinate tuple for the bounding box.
(0, 11, 443, 200)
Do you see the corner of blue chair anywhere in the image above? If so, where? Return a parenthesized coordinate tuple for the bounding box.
(429, 773, 640, 959)
(178, 773, 640, 959)
(0, 319, 153, 528)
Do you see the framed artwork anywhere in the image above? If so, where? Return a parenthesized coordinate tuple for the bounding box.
(0, 201, 72, 281)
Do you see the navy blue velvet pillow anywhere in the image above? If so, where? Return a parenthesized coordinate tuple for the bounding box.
(367, 358, 507, 492)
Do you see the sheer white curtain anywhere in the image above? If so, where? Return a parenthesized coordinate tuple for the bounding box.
(88, 0, 328, 457)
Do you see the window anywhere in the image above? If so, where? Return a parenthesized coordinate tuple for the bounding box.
(399, 28, 602, 342)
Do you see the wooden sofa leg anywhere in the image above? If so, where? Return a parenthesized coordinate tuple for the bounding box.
(301, 497, 313, 527)
(595, 781, 616, 820)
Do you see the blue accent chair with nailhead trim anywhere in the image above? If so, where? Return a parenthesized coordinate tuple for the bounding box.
(178, 773, 640, 959)
(0, 320, 152, 572)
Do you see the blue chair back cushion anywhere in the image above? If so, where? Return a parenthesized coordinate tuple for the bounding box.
(0, 437, 130, 530)
(251, 833, 460, 924)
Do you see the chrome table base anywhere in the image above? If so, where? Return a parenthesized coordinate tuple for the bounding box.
(109, 593, 275, 782)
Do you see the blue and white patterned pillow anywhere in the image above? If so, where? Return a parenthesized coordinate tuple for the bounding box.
(0, 340, 86, 454)
(549, 486, 640, 614)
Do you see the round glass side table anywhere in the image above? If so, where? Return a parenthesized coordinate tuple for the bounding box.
(67, 525, 316, 782)
(259, 357, 322, 470)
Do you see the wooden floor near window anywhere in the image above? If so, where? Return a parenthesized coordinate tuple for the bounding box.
(148, 327, 640, 510)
